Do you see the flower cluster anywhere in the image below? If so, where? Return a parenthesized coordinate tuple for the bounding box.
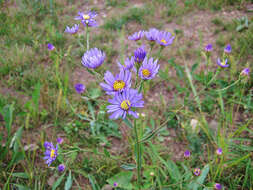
(129, 28, 175, 47)
(91, 27, 175, 120)
(64, 11, 98, 35)
(43, 141, 58, 166)
(43, 139, 65, 172)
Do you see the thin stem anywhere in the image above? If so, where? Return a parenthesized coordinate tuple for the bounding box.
(134, 119, 141, 189)
(206, 67, 220, 87)
(216, 78, 241, 92)
(86, 25, 89, 50)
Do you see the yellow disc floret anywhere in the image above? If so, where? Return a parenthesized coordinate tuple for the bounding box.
(221, 61, 226, 66)
(142, 69, 151, 77)
(113, 80, 125, 91)
(83, 14, 90, 20)
(120, 100, 131, 110)
(50, 149, 55, 158)
(161, 39, 167, 44)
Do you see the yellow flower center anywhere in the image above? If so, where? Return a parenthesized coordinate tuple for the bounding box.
(120, 100, 131, 110)
(50, 149, 55, 158)
(221, 61, 226, 66)
(83, 14, 90, 20)
(161, 39, 167, 44)
(113, 80, 125, 91)
(142, 69, 151, 77)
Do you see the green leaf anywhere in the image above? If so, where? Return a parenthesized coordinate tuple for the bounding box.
(89, 88, 101, 99)
(107, 171, 133, 189)
(88, 174, 100, 190)
(13, 184, 30, 190)
(120, 163, 136, 170)
(87, 101, 95, 120)
(2, 103, 14, 138)
(164, 160, 182, 182)
(12, 172, 29, 179)
(64, 172, 72, 190)
(104, 148, 111, 158)
(170, 60, 185, 79)
(52, 173, 65, 190)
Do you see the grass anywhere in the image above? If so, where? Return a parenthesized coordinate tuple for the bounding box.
(0, 0, 253, 189)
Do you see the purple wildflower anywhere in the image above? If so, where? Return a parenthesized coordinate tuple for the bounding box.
(117, 57, 135, 71)
(47, 43, 55, 51)
(113, 182, 118, 187)
(65, 24, 79, 34)
(58, 164, 65, 172)
(100, 69, 131, 95)
(193, 168, 201, 176)
(205, 44, 213, 52)
(107, 89, 144, 120)
(145, 28, 159, 41)
(184, 150, 191, 158)
(224, 44, 231, 53)
(81, 48, 106, 69)
(128, 30, 145, 41)
(216, 148, 222, 155)
(134, 45, 147, 63)
(75, 11, 97, 27)
(75, 83, 86, 94)
(217, 58, 229, 68)
(57, 137, 63, 144)
(138, 57, 160, 80)
(156, 31, 175, 46)
(241, 68, 250, 76)
(43, 142, 58, 166)
(214, 183, 222, 190)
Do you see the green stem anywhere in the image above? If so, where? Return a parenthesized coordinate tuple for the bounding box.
(216, 78, 241, 92)
(134, 119, 141, 189)
(206, 68, 220, 87)
(86, 25, 89, 50)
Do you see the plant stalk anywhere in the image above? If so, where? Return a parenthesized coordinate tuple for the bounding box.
(86, 25, 89, 50)
(134, 119, 141, 189)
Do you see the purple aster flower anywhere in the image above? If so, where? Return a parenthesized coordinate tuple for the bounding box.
(43, 141, 58, 166)
(134, 45, 147, 63)
(184, 150, 191, 158)
(57, 137, 63, 144)
(217, 58, 229, 68)
(145, 28, 159, 41)
(224, 44, 231, 53)
(47, 43, 55, 51)
(58, 164, 65, 172)
(65, 24, 79, 34)
(138, 57, 160, 80)
(44, 142, 52, 149)
(193, 168, 201, 176)
(100, 69, 131, 95)
(128, 30, 145, 41)
(107, 89, 144, 120)
(75, 11, 97, 27)
(81, 48, 106, 69)
(216, 148, 222, 155)
(75, 83, 86, 94)
(241, 68, 250, 76)
(214, 183, 222, 190)
(205, 44, 213, 52)
(113, 182, 118, 187)
(117, 57, 135, 71)
(156, 31, 175, 46)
